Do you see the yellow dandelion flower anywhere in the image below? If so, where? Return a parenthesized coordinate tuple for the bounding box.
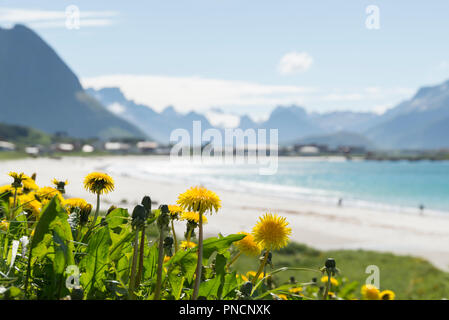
(237, 274, 249, 282)
(36, 187, 64, 203)
(180, 211, 208, 224)
(177, 186, 221, 214)
(0, 185, 13, 195)
(52, 178, 68, 193)
(320, 276, 339, 287)
(83, 172, 114, 195)
(252, 213, 291, 250)
(361, 284, 380, 300)
(180, 240, 197, 250)
(22, 175, 39, 191)
(18, 193, 41, 216)
(64, 198, 89, 211)
(234, 232, 262, 256)
(163, 256, 171, 263)
(289, 287, 303, 294)
(379, 290, 395, 300)
(8, 172, 25, 188)
(277, 294, 288, 300)
(246, 271, 264, 281)
(0, 220, 9, 231)
(168, 205, 184, 218)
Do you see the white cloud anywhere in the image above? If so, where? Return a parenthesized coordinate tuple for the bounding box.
(106, 103, 126, 115)
(82, 74, 415, 117)
(82, 74, 317, 113)
(0, 7, 117, 29)
(277, 51, 313, 75)
(204, 110, 241, 128)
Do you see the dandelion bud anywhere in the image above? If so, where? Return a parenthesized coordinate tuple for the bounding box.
(163, 236, 174, 256)
(80, 204, 92, 226)
(70, 288, 84, 300)
(240, 281, 253, 297)
(325, 258, 336, 269)
(157, 205, 170, 231)
(132, 205, 146, 229)
(141, 196, 152, 214)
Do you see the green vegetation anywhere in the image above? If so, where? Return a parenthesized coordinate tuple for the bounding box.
(0, 123, 51, 147)
(234, 242, 449, 300)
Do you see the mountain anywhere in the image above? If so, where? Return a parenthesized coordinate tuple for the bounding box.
(366, 79, 449, 149)
(310, 111, 381, 133)
(0, 25, 146, 140)
(86, 87, 214, 144)
(238, 115, 259, 130)
(259, 105, 321, 143)
(0, 122, 51, 146)
(295, 131, 375, 149)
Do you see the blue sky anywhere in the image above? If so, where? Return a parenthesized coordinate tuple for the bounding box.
(1, 1, 449, 121)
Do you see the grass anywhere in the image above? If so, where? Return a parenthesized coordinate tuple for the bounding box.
(233, 242, 449, 300)
(0, 151, 28, 160)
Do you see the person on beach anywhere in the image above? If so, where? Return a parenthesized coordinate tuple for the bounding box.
(419, 204, 425, 215)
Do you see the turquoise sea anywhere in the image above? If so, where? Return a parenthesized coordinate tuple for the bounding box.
(107, 157, 449, 214)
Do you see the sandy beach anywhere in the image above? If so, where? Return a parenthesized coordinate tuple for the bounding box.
(2, 155, 449, 271)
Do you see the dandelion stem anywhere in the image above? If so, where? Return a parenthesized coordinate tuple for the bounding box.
(128, 230, 140, 299)
(253, 250, 270, 286)
(171, 220, 178, 253)
(226, 252, 242, 270)
(186, 228, 193, 245)
(12, 187, 18, 218)
(192, 212, 204, 300)
(89, 193, 100, 230)
(323, 270, 331, 300)
(154, 224, 165, 300)
(135, 224, 146, 288)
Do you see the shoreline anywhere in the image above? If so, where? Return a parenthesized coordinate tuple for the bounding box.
(1, 155, 449, 271)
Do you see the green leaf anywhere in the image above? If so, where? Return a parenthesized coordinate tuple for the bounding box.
(221, 271, 238, 300)
(202, 234, 246, 259)
(143, 242, 158, 281)
(30, 197, 59, 251)
(80, 226, 112, 298)
(106, 208, 129, 229)
(166, 249, 197, 282)
(109, 226, 134, 261)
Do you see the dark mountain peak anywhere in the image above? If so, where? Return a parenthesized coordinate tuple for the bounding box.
(0, 25, 145, 140)
(161, 106, 178, 117)
(86, 87, 128, 104)
(271, 105, 307, 118)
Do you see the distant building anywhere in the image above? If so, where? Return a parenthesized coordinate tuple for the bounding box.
(25, 146, 40, 156)
(105, 142, 130, 152)
(298, 145, 320, 155)
(82, 144, 95, 153)
(137, 141, 159, 153)
(54, 143, 75, 152)
(0, 141, 15, 151)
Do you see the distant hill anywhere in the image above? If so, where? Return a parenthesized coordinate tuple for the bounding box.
(0, 122, 51, 146)
(86, 87, 214, 144)
(295, 131, 376, 149)
(365, 80, 449, 149)
(0, 24, 146, 140)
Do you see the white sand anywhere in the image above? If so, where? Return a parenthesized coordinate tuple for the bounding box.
(2, 155, 449, 271)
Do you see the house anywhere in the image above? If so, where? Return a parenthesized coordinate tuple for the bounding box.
(137, 141, 159, 153)
(0, 141, 15, 151)
(104, 142, 131, 152)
